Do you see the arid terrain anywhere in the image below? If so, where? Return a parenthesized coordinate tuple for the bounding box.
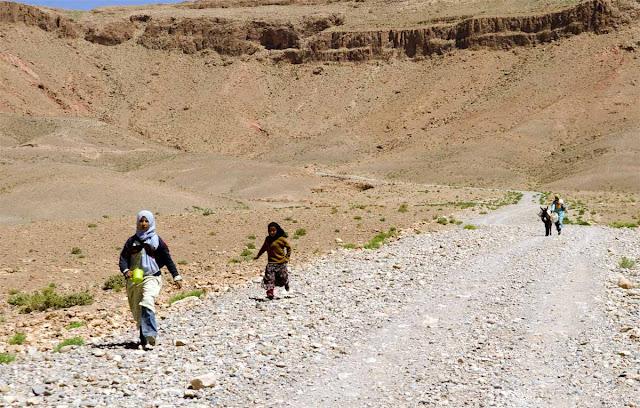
(0, 0, 639, 388)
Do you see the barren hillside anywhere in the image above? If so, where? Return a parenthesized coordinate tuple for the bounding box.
(0, 0, 638, 208)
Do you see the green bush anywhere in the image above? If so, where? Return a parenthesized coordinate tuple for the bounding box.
(436, 216, 448, 225)
(8, 284, 93, 314)
(246, 242, 256, 250)
(363, 227, 398, 250)
(169, 289, 205, 305)
(102, 274, 125, 292)
(342, 243, 357, 249)
(8, 332, 26, 345)
(71, 247, 82, 255)
(398, 203, 408, 213)
(619, 257, 636, 269)
(294, 228, 307, 237)
(247, 234, 256, 240)
(0, 353, 15, 364)
(463, 224, 478, 230)
(240, 248, 253, 258)
(353, 216, 362, 221)
(54, 337, 84, 352)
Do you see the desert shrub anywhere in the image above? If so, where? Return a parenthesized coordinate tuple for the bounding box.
(398, 203, 408, 213)
(169, 289, 205, 305)
(102, 274, 125, 292)
(240, 248, 253, 258)
(463, 224, 478, 230)
(229, 258, 241, 264)
(247, 234, 256, 240)
(7, 284, 93, 313)
(246, 242, 256, 250)
(0, 353, 15, 364)
(436, 217, 448, 225)
(8, 332, 26, 345)
(342, 243, 357, 249)
(54, 337, 84, 352)
(71, 247, 82, 255)
(294, 228, 307, 237)
(177, 260, 188, 265)
(363, 227, 397, 250)
(87, 223, 97, 228)
(619, 257, 636, 269)
(353, 216, 362, 221)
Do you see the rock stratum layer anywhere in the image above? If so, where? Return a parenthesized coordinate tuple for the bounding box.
(0, 0, 635, 62)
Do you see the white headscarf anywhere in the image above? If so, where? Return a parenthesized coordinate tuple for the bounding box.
(135, 210, 160, 275)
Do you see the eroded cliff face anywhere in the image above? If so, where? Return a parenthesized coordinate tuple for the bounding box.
(0, 1, 80, 37)
(0, 0, 635, 61)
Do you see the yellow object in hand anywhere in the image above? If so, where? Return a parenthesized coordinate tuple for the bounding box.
(131, 268, 144, 284)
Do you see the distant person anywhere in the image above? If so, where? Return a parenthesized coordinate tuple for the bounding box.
(549, 196, 566, 235)
(254, 222, 291, 300)
(119, 210, 182, 349)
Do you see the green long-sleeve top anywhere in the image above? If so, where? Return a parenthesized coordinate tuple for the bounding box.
(256, 236, 291, 264)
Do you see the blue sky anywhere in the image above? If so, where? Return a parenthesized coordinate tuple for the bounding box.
(17, 0, 183, 10)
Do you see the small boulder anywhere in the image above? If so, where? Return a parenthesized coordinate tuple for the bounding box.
(618, 277, 635, 289)
(190, 373, 218, 390)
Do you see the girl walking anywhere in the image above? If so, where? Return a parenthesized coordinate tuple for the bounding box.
(254, 222, 291, 300)
(119, 210, 183, 349)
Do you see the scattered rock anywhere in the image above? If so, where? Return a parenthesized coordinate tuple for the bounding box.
(31, 385, 45, 396)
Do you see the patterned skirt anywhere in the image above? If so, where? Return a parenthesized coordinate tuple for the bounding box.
(262, 263, 289, 291)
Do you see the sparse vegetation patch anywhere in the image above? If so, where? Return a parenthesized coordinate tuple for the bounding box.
(364, 227, 397, 250)
(54, 337, 84, 352)
(8, 332, 26, 345)
(0, 353, 16, 364)
(169, 289, 205, 305)
(619, 257, 636, 269)
(8, 284, 93, 314)
(102, 274, 125, 292)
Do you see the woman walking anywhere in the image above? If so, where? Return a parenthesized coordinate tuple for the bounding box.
(119, 210, 182, 349)
(254, 222, 291, 300)
(549, 196, 566, 235)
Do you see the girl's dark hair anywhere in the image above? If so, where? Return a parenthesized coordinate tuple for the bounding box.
(267, 222, 287, 240)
